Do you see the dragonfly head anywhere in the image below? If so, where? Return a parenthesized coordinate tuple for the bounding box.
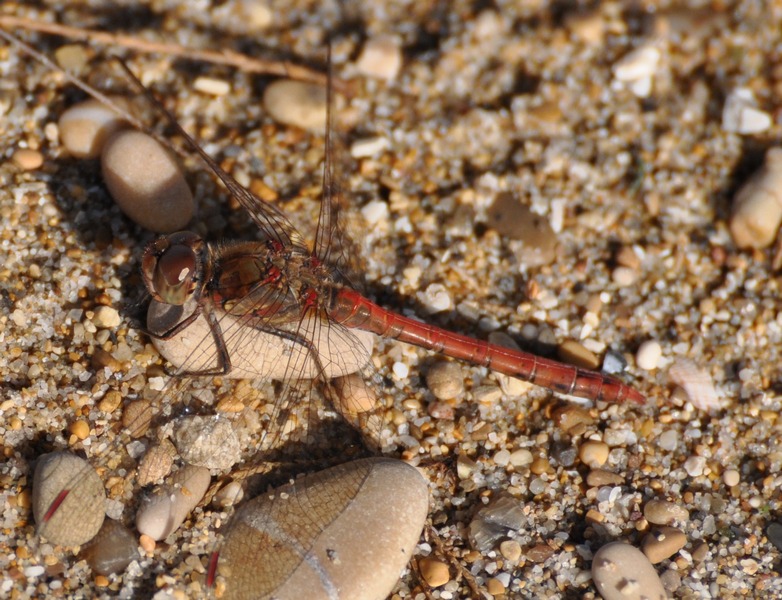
(142, 231, 205, 306)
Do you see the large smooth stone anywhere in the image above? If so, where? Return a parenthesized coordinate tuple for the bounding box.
(215, 457, 429, 600)
(33, 452, 106, 546)
(592, 542, 666, 600)
(101, 129, 194, 233)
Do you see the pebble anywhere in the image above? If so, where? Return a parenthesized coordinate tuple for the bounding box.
(12, 148, 44, 170)
(668, 359, 721, 412)
(33, 452, 106, 546)
(729, 147, 782, 249)
(586, 469, 624, 487)
(215, 458, 428, 599)
(174, 415, 242, 471)
(69, 420, 90, 440)
(262, 79, 327, 131)
(418, 282, 453, 313)
(643, 499, 689, 525)
(90, 305, 121, 329)
(591, 542, 666, 600)
(122, 399, 153, 438)
(136, 440, 176, 486)
(213, 480, 245, 508)
(487, 193, 558, 267)
(426, 360, 465, 400)
(683, 455, 706, 477)
(81, 518, 138, 575)
(351, 136, 390, 158)
(723, 469, 740, 487)
(419, 556, 450, 587)
(558, 339, 600, 370)
(488, 332, 531, 397)
(722, 88, 772, 134)
(642, 526, 687, 564)
(635, 340, 662, 371)
(193, 76, 231, 96)
(355, 36, 403, 80)
(58, 97, 131, 159)
(500, 539, 522, 563)
(509, 448, 533, 468)
(101, 129, 194, 233)
(612, 44, 661, 98)
(579, 440, 609, 468)
(136, 464, 211, 541)
(766, 522, 782, 552)
(468, 494, 526, 553)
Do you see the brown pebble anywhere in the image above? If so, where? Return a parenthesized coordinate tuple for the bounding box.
(122, 399, 153, 438)
(136, 440, 176, 486)
(642, 526, 687, 564)
(262, 79, 327, 131)
(552, 404, 595, 433)
(500, 539, 522, 563)
(486, 577, 506, 596)
(486, 193, 558, 267)
(98, 390, 122, 413)
(81, 518, 138, 575)
(58, 97, 132, 159)
(643, 499, 689, 525)
(558, 340, 600, 370)
(419, 556, 450, 587)
(586, 469, 624, 487)
(139, 533, 156, 553)
(12, 148, 44, 170)
(530, 457, 551, 475)
(526, 543, 555, 563)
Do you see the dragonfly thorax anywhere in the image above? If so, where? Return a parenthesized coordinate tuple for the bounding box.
(142, 231, 207, 306)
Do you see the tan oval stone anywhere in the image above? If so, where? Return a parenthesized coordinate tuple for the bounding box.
(136, 464, 211, 541)
(643, 499, 689, 525)
(101, 129, 194, 233)
(579, 440, 609, 468)
(58, 97, 131, 159)
(592, 542, 666, 600)
(215, 457, 428, 600)
(262, 79, 327, 131)
(642, 526, 687, 564)
(33, 452, 106, 547)
(419, 556, 450, 587)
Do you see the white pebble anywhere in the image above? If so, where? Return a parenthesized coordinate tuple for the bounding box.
(193, 76, 231, 96)
(355, 36, 403, 80)
(418, 283, 453, 313)
(392, 361, 409, 379)
(729, 147, 782, 249)
(361, 199, 390, 225)
(723, 469, 740, 487)
(136, 464, 211, 540)
(613, 45, 661, 82)
(58, 97, 131, 159)
(101, 130, 194, 233)
(351, 136, 390, 158)
(723, 88, 772, 134)
(657, 429, 679, 451)
(592, 542, 666, 600)
(635, 340, 662, 371)
(263, 79, 326, 131)
(683, 455, 706, 477)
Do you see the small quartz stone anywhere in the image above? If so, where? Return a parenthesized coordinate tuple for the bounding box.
(355, 36, 403, 80)
(579, 440, 609, 468)
(426, 360, 465, 400)
(636, 340, 662, 371)
(101, 129, 194, 233)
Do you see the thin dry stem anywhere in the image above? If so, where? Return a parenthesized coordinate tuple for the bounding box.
(0, 14, 352, 94)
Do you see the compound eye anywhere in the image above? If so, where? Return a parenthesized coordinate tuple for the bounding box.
(152, 244, 198, 305)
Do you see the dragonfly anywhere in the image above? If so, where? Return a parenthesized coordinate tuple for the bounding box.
(3, 26, 645, 599)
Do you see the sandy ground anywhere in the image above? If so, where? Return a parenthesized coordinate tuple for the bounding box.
(2, 1, 782, 599)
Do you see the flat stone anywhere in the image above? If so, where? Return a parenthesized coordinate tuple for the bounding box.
(101, 129, 194, 233)
(214, 457, 428, 600)
(81, 518, 138, 575)
(592, 542, 666, 600)
(33, 452, 106, 547)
